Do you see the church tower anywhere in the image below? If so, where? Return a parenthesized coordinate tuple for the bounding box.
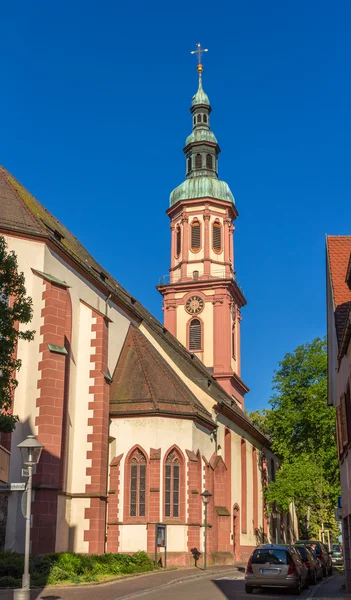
(158, 45, 248, 408)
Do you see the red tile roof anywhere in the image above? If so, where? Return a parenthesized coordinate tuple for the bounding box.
(326, 235, 351, 346)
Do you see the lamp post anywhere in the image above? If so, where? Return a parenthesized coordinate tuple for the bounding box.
(14, 435, 44, 600)
(201, 489, 212, 571)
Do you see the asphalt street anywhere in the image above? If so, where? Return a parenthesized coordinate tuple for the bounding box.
(125, 572, 314, 600)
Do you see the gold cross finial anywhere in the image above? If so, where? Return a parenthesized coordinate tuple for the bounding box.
(191, 43, 208, 72)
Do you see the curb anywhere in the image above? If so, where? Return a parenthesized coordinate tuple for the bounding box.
(114, 566, 244, 600)
(306, 575, 334, 599)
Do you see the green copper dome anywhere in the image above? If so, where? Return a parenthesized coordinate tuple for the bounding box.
(185, 129, 218, 146)
(170, 177, 234, 206)
(192, 85, 210, 106)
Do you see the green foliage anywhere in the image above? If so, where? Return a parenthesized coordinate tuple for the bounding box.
(0, 235, 35, 432)
(249, 337, 340, 540)
(0, 551, 154, 588)
(246, 408, 272, 438)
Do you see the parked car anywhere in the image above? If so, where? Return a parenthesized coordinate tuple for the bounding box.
(330, 543, 343, 566)
(295, 540, 333, 577)
(294, 544, 323, 584)
(245, 544, 309, 594)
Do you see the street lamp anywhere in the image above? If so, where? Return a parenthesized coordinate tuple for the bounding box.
(14, 435, 44, 600)
(201, 489, 212, 571)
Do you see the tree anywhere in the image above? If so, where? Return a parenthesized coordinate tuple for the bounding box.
(0, 235, 35, 432)
(249, 338, 340, 540)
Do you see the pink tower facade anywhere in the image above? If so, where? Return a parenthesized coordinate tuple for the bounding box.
(158, 59, 249, 408)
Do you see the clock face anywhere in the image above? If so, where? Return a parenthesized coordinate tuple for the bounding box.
(186, 295, 204, 315)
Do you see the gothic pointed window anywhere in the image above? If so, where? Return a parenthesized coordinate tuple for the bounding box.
(206, 154, 213, 170)
(176, 226, 181, 257)
(191, 220, 201, 252)
(165, 450, 180, 518)
(195, 154, 202, 169)
(187, 156, 192, 174)
(189, 318, 201, 351)
(129, 449, 146, 517)
(212, 221, 222, 253)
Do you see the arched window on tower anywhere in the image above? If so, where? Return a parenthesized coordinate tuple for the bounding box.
(129, 449, 146, 517)
(212, 221, 222, 253)
(176, 226, 181, 257)
(165, 450, 181, 517)
(203, 113, 208, 123)
(189, 318, 202, 351)
(197, 114, 201, 123)
(193, 116, 196, 126)
(187, 156, 192, 174)
(191, 220, 201, 252)
(206, 154, 213, 170)
(195, 154, 202, 169)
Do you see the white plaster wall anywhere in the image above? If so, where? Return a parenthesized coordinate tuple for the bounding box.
(166, 525, 187, 552)
(3, 235, 46, 552)
(55, 495, 70, 552)
(67, 303, 94, 494)
(70, 497, 91, 553)
(119, 525, 147, 552)
(110, 417, 193, 522)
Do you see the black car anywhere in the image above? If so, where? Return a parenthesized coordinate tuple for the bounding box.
(294, 544, 323, 584)
(296, 540, 332, 577)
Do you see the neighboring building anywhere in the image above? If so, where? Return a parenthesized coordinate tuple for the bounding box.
(0, 60, 296, 563)
(326, 235, 351, 590)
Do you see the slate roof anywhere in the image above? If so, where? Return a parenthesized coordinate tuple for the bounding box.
(326, 235, 351, 347)
(110, 325, 215, 428)
(0, 165, 269, 445)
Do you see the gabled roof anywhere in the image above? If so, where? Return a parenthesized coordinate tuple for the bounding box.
(110, 324, 215, 428)
(326, 235, 351, 347)
(0, 165, 270, 445)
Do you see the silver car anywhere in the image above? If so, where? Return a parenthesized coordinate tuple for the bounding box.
(245, 544, 309, 594)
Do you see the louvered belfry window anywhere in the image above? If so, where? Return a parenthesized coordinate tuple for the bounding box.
(187, 156, 192, 173)
(189, 319, 201, 351)
(191, 221, 201, 251)
(176, 227, 181, 257)
(165, 451, 180, 518)
(206, 154, 213, 170)
(195, 154, 202, 169)
(130, 450, 146, 517)
(213, 222, 222, 252)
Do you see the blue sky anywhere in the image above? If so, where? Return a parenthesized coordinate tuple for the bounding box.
(1, 1, 350, 411)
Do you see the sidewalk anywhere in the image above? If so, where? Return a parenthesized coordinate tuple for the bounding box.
(0, 563, 245, 600)
(311, 575, 351, 599)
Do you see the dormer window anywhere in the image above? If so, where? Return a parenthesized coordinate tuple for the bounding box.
(195, 154, 202, 169)
(206, 154, 213, 170)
